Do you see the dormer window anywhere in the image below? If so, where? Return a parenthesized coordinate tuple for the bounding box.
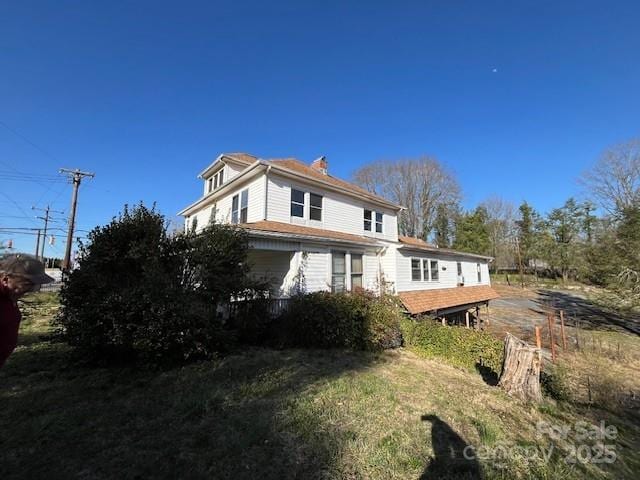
(208, 169, 225, 193)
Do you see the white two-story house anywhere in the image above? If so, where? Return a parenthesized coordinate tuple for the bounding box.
(179, 153, 499, 322)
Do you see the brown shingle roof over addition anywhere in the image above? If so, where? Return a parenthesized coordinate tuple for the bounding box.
(398, 236, 494, 261)
(398, 285, 500, 315)
(398, 236, 437, 248)
(266, 158, 402, 210)
(240, 220, 380, 246)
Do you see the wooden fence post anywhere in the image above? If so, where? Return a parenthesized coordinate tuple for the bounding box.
(547, 313, 556, 363)
(535, 326, 542, 350)
(560, 310, 568, 350)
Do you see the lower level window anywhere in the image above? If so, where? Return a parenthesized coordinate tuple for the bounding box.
(332, 252, 346, 293)
(351, 254, 363, 290)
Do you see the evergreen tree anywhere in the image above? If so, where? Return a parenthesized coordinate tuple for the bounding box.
(452, 206, 491, 255)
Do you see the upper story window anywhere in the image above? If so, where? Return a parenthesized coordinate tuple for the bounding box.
(364, 209, 383, 233)
(364, 209, 372, 231)
(375, 212, 383, 233)
(291, 188, 323, 221)
(310, 193, 323, 221)
(291, 189, 305, 217)
(232, 189, 248, 224)
(208, 169, 225, 193)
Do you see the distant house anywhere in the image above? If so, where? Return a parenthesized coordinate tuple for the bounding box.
(179, 153, 498, 321)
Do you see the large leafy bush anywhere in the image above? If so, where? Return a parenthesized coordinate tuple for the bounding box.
(270, 290, 403, 351)
(55, 204, 263, 364)
(401, 317, 504, 376)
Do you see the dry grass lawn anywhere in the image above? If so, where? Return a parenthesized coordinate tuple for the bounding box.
(1, 293, 639, 479)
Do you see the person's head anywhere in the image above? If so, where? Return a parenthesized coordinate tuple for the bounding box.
(0, 254, 54, 300)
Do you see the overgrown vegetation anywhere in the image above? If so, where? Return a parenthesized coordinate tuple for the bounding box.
(4, 294, 639, 479)
(54, 204, 266, 365)
(400, 318, 504, 376)
(268, 291, 404, 351)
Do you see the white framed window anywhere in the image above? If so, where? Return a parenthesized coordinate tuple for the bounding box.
(231, 189, 248, 224)
(364, 209, 372, 231)
(240, 189, 248, 223)
(422, 259, 430, 281)
(310, 193, 323, 221)
(291, 189, 305, 217)
(332, 252, 346, 293)
(411, 258, 421, 281)
(231, 194, 239, 223)
(208, 169, 225, 193)
(430, 260, 439, 281)
(351, 254, 363, 290)
(375, 212, 383, 233)
(477, 263, 482, 283)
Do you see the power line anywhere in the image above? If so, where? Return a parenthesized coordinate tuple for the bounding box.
(0, 120, 59, 163)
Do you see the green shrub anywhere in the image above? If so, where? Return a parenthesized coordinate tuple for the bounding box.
(541, 362, 571, 401)
(400, 317, 504, 375)
(269, 290, 403, 351)
(55, 204, 265, 365)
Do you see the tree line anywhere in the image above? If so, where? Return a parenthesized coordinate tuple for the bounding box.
(353, 138, 640, 294)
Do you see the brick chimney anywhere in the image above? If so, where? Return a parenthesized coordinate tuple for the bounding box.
(311, 156, 328, 175)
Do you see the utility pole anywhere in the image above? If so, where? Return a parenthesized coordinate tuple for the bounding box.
(60, 168, 94, 272)
(34, 229, 42, 258)
(32, 205, 64, 261)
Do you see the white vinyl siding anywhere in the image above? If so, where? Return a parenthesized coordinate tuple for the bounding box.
(266, 173, 398, 241)
(396, 250, 490, 292)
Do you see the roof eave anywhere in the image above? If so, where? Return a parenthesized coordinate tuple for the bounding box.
(178, 162, 266, 216)
(266, 162, 403, 211)
(398, 244, 494, 261)
(244, 228, 382, 248)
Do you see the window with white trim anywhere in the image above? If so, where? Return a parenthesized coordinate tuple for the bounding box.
(477, 263, 481, 283)
(430, 260, 439, 281)
(375, 212, 383, 233)
(231, 194, 239, 224)
(411, 258, 421, 281)
(310, 193, 323, 221)
(422, 259, 429, 281)
(332, 252, 346, 293)
(240, 189, 248, 223)
(351, 254, 363, 290)
(291, 189, 305, 217)
(209, 169, 225, 193)
(364, 209, 372, 231)
(231, 189, 248, 224)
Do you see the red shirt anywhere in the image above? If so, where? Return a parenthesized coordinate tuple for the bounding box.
(0, 284, 21, 368)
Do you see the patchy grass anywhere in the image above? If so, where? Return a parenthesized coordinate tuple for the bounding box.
(1, 294, 639, 479)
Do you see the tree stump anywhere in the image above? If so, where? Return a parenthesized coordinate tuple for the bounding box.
(498, 333, 542, 403)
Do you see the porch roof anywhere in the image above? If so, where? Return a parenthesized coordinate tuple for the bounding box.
(240, 221, 381, 247)
(398, 285, 500, 315)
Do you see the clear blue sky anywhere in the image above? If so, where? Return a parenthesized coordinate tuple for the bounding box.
(1, 1, 639, 256)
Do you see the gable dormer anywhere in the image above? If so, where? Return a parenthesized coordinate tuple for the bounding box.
(200, 152, 257, 196)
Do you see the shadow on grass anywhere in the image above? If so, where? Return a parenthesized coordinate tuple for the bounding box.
(474, 363, 499, 386)
(0, 338, 377, 479)
(420, 414, 482, 479)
